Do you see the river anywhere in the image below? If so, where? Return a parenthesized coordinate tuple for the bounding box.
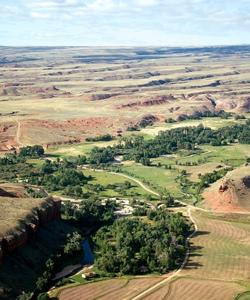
(81, 239, 94, 265)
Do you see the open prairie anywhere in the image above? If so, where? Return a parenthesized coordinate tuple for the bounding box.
(1, 46, 250, 150)
(1, 46, 250, 300)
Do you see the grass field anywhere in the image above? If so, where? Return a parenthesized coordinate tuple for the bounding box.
(120, 163, 180, 196)
(151, 143, 249, 182)
(83, 169, 154, 198)
(47, 140, 117, 157)
(200, 144, 250, 167)
(152, 144, 249, 167)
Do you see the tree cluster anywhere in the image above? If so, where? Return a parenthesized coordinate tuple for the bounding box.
(62, 197, 116, 226)
(0, 153, 33, 181)
(26, 159, 89, 193)
(93, 210, 190, 275)
(198, 168, 231, 189)
(90, 121, 250, 166)
(19, 145, 44, 157)
(88, 146, 115, 165)
(86, 134, 114, 142)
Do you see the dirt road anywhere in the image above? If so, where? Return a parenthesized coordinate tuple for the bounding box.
(16, 120, 23, 147)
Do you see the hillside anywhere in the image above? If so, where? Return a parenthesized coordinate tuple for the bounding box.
(0, 185, 61, 255)
(0, 218, 79, 300)
(203, 165, 250, 213)
(0, 184, 65, 299)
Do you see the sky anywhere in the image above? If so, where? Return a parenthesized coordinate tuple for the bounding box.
(0, 0, 250, 46)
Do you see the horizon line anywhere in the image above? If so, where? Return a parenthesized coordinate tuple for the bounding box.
(1, 43, 250, 48)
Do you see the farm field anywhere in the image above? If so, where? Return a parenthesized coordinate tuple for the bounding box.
(58, 277, 163, 300)
(181, 211, 250, 281)
(157, 278, 243, 300)
(55, 210, 250, 300)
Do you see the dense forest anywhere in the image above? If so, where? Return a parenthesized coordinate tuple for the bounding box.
(94, 210, 190, 275)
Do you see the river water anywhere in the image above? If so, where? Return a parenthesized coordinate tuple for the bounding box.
(81, 240, 94, 265)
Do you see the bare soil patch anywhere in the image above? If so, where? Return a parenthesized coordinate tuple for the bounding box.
(203, 166, 250, 213)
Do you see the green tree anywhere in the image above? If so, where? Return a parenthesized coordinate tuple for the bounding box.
(64, 232, 82, 255)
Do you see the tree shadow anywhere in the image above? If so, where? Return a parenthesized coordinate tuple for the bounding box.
(173, 201, 186, 207)
(184, 230, 210, 270)
(192, 230, 210, 237)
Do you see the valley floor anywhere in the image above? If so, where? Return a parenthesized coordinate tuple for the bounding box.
(51, 174, 250, 300)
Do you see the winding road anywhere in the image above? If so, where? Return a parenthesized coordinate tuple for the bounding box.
(117, 174, 199, 300)
(52, 166, 203, 299)
(80, 167, 200, 299)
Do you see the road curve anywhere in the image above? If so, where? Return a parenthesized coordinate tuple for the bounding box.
(130, 206, 198, 300)
(82, 167, 200, 300)
(110, 171, 160, 197)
